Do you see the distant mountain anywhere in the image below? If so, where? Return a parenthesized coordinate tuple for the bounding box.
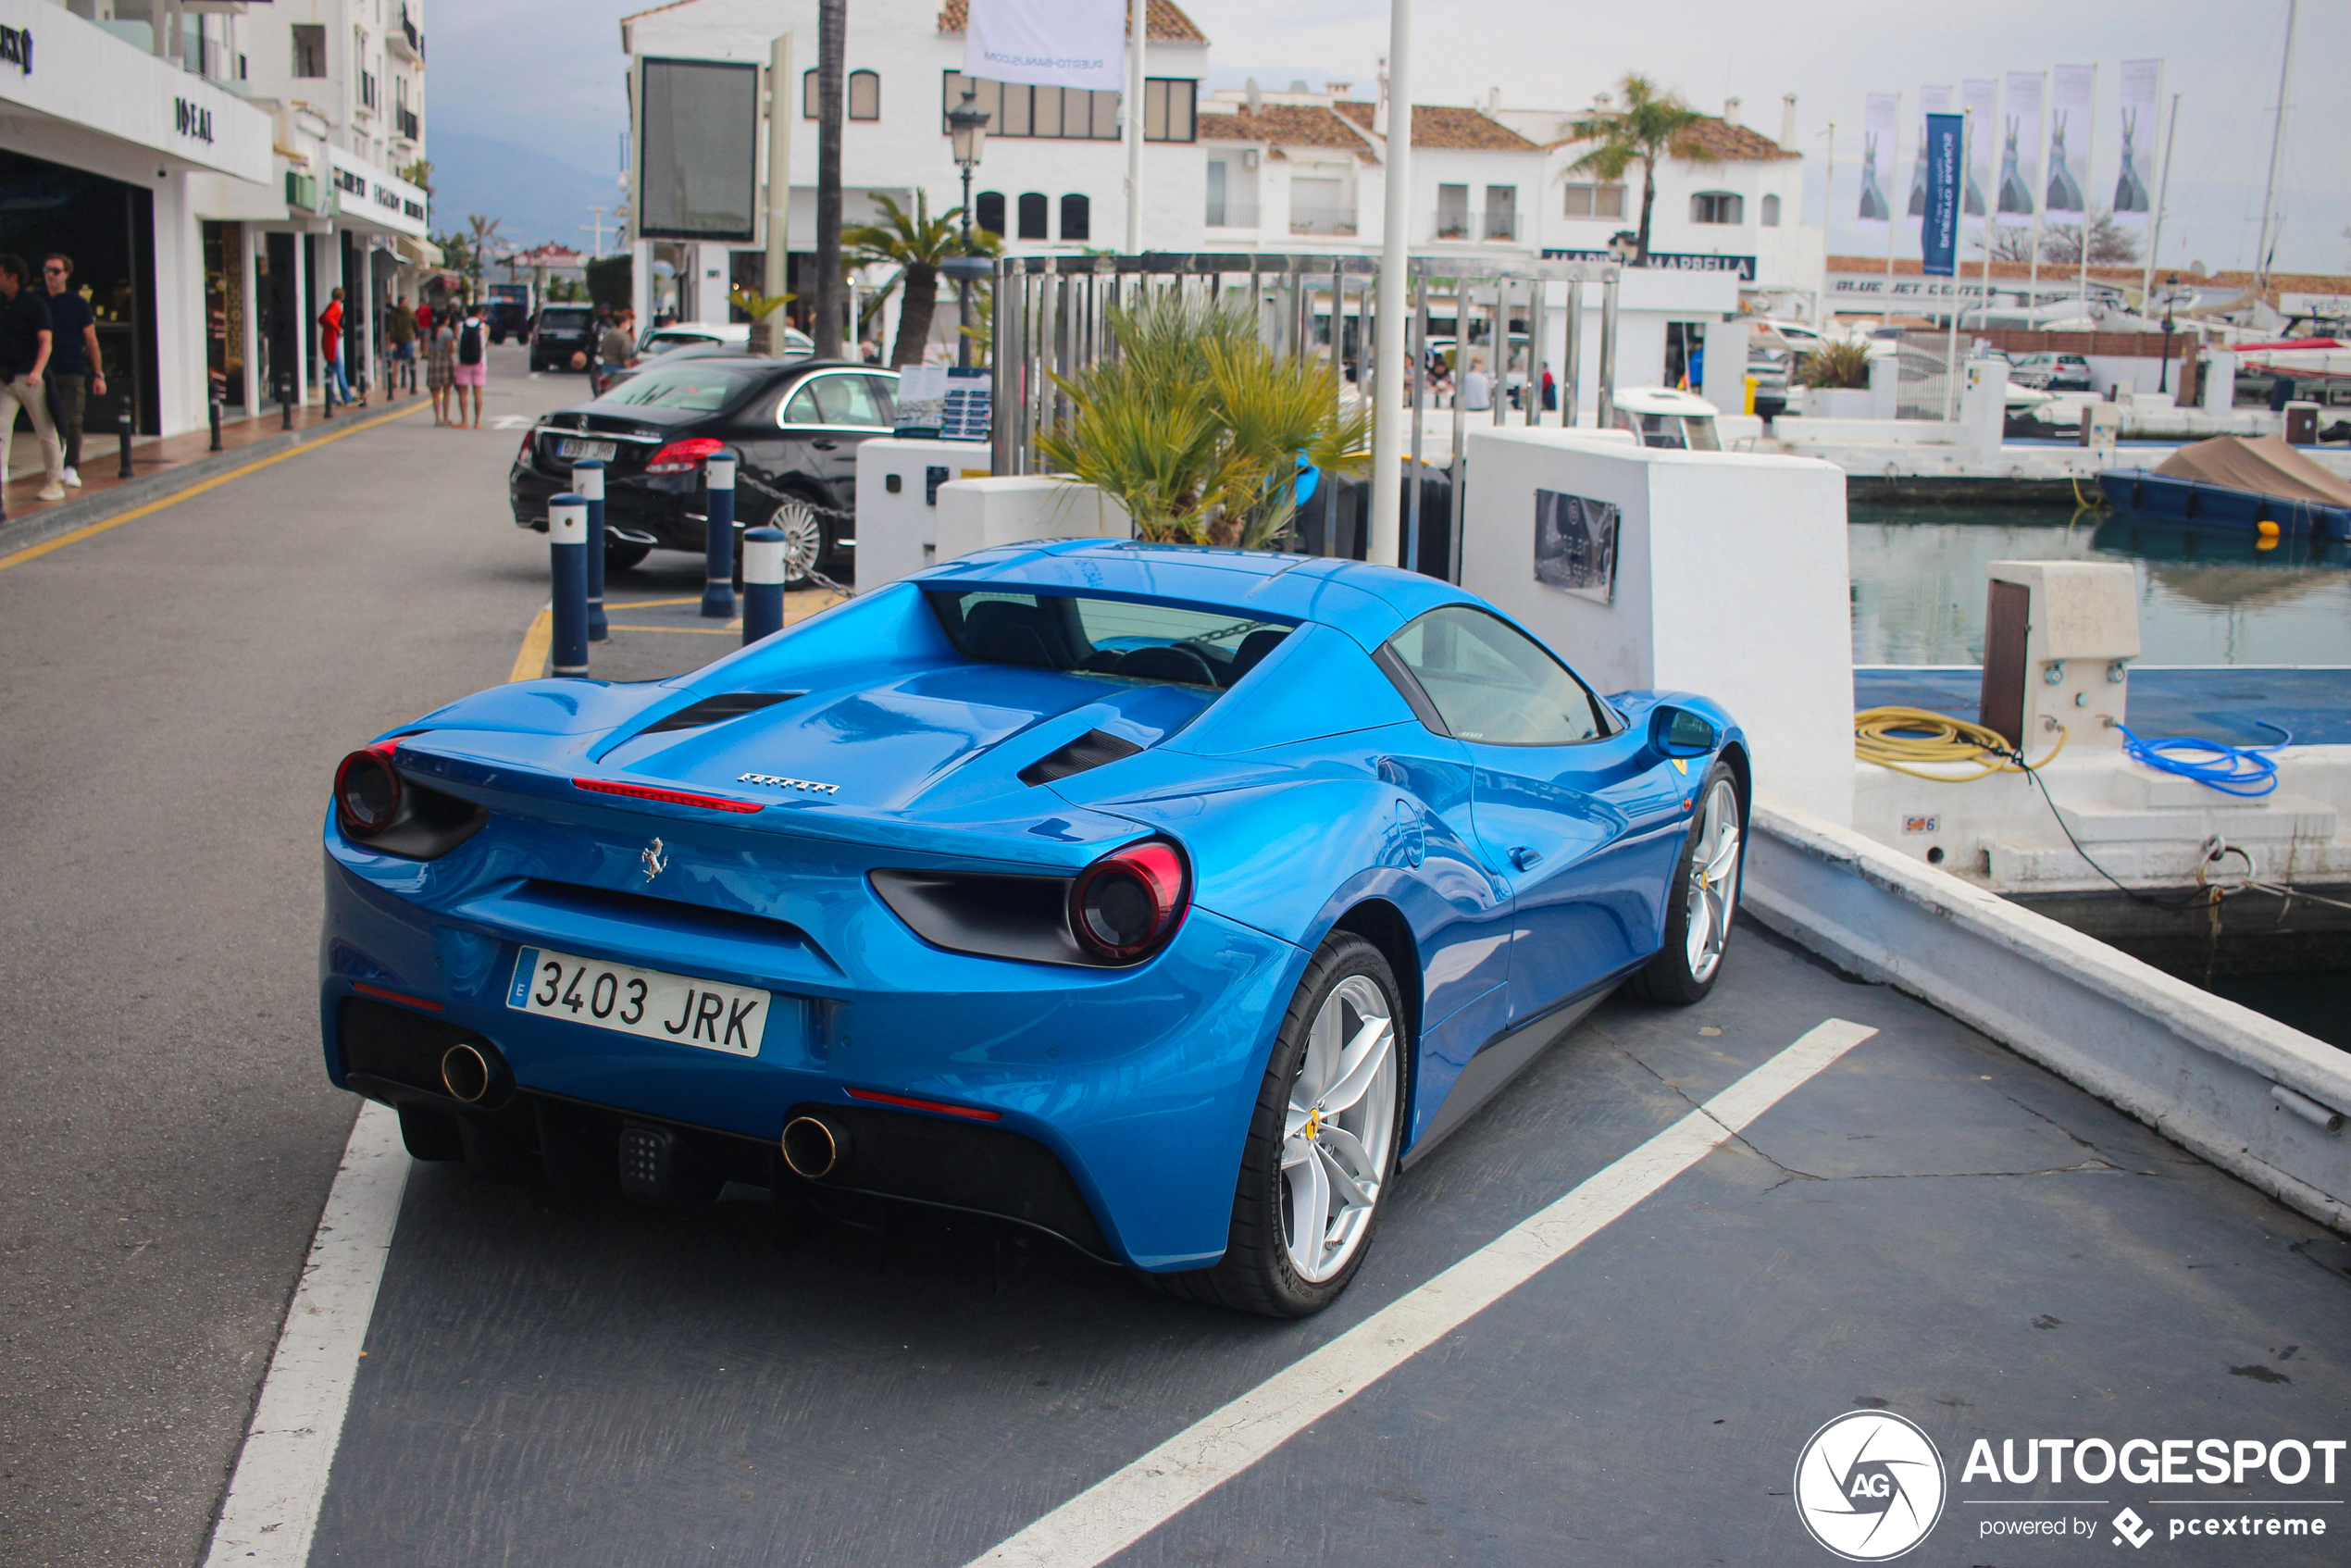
(425, 131, 624, 252)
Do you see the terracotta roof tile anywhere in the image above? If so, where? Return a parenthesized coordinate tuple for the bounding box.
(1199, 104, 1378, 160)
(1329, 101, 1534, 152)
(937, 0, 1206, 44)
(1544, 111, 1797, 161)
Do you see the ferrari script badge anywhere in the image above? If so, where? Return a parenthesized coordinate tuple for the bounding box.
(640, 838, 669, 880)
(737, 772, 840, 796)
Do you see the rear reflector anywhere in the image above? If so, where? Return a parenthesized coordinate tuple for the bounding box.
(844, 1087, 1003, 1122)
(351, 981, 445, 1013)
(571, 778, 765, 813)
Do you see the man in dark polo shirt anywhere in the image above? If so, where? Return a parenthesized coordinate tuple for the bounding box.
(0, 253, 68, 502)
(42, 254, 106, 488)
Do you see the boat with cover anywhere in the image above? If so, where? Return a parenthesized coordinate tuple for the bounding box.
(2097, 433, 2351, 540)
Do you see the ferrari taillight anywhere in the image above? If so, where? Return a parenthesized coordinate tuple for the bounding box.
(333, 741, 404, 839)
(645, 437, 725, 475)
(1069, 838, 1189, 964)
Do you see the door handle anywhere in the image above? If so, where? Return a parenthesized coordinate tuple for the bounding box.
(1509, 846, 1542, 871)
(810, 439, 839, 451)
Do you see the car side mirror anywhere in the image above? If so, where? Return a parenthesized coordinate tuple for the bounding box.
(1649, 704, 1719, 758)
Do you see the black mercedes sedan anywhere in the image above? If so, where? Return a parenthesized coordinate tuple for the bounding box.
(509, 357, 899, 583)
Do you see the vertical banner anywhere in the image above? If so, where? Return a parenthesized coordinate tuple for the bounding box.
(1960, 79, 1996, 220)
(2046, 64, 2094, 221)
(1907, 85, 1952, 222)
(1858, 93, 1898, 228)
(2112, 58, 2162, 226)
(1996, 70, 2043, 228)
(964, 0, 1126, 92)
(1922, 113, 1964, 276)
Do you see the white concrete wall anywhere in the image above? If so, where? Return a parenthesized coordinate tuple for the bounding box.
(853, 436, 996, 591)
(1459, 427, 1853, 823)
(933, 476, 1132, 563)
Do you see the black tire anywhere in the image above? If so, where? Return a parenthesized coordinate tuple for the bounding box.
(604, 541, 653, 573)
(1628, 761, 1746, 1006)
(1146, 933, 1407, 1318)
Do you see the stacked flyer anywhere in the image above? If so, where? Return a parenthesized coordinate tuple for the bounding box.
(893, 365, 991, 442)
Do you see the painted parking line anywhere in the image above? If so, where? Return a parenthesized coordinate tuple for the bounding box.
(508, 606, 552, 682)
(200, 1102, 411, 1568)
(964, 1016, 1879, 1568)
(0, 401, 430, 571)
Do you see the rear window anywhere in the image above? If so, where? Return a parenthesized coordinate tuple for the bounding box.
(540, 308, 592, 330)
(641, 330, 719, 352)
(595, 366, 761, 411)
(927, 590, 1295, 690)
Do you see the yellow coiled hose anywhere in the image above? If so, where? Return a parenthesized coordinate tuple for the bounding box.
(1854, 706, 2069, 780)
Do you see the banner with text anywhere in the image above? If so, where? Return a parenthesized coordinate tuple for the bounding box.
(1858, 92, 1898, 230)
(1907, 85, 1952, 224)
(1961, 79, 1996, 221)
(1996, 71, 2043, 228)
(2112, 58, 2161, 226)
(2046, 64, 2095, 221)
(964, 0, 1126, 93)
(1922, 113, 1964, 276)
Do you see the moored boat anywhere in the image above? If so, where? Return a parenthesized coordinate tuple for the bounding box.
(2097, 433, 2351, 540)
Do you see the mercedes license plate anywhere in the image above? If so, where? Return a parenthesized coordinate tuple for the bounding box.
(506, 946, 771, 1056)
(555, 437, 616, 461)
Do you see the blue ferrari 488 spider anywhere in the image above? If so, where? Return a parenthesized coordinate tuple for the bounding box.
(321, 541, 1748, 1316)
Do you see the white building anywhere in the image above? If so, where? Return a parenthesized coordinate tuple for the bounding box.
(0, 1, 432, 437)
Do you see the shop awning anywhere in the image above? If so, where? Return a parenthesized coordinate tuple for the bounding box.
(397, 235, 444, 267)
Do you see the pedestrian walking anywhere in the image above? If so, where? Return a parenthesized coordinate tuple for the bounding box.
(597, 306, 638, 372)
(0, 254, 68, 501)
(425, 312, 456, 426)
(318, 287, 353, 407)
(39, 254, 105, 488)
(387, 295, 418, 396)
(453, 303, 488, 429)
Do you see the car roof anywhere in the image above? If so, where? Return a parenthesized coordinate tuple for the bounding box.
(914, 540, 1480, 648)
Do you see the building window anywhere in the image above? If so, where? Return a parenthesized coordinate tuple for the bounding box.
(1143, 79, 1197, 143)
(293, 24, 326, 78)
(976, 191, 1006, 236)
(1485, 185, 1517, 241)
(1436, 183, 1469, 240)
(1561, 181, 1625, 218)
(1690, 191, 1743, 224)
(1060, 193, 1090, 242)
(1016, 192, 1050, 241)
(848, 69, 880, 121)
(1760, 193, 1781, 227)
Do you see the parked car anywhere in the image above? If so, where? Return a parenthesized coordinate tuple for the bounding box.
(317, 541, 1748, 1316)
(529, 305, 600, 372)
(2010, 353, 2095, 392)
(591, 339, 734, 400)
(510, 356, 897, 581)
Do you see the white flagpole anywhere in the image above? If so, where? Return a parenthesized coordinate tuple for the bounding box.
(2077, 67, 2095, 318)
(1123, 0, 1145, 252)
(2142, 90, 2180, 308)
(1368, 0, 1413, 567)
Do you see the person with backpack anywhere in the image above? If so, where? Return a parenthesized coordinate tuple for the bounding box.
(452, 302, 487, 429)
(318, 287, 352, 408)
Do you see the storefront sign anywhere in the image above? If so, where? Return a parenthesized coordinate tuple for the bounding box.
(1827, 272, 2123, 306)
(1542, 249, 1757, 281)
(174, 95, 214, 143)
(1, 22, 30, 75)
(326, 147, 429, 238)
(0, 0, 269, 185)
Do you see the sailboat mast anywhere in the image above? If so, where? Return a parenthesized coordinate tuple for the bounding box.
(2252, 0, 2296, 295)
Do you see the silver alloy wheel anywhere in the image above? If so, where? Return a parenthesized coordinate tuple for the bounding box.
(770, 498, 824, 584)
(1281, 973, 1399, 1283)
(1685, 776, 1743, 983)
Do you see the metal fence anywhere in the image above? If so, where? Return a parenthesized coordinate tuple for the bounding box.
(990, 253, 1622, 579)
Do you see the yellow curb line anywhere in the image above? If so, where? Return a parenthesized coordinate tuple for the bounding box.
(605, 596, 703, 609)
(508, 606, 553, 683)
(0, 399, 433, 572)
(607, 623, 740, 635)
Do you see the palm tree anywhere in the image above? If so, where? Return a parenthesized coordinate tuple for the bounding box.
(1562, 75, 1716, 264)
(463, 213, 503, 303)
(842, 193, 997, 367)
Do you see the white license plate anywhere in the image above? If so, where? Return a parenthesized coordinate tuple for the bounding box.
(506, 946, 772, 1056)
(555, 437, 616, 461)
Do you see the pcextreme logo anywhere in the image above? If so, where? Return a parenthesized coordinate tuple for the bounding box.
(1795, 1411, 1948, 1561)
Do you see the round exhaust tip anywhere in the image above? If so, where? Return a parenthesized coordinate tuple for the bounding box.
(441, 1042, 494, 1103)
(780, 1115, 847, 1179)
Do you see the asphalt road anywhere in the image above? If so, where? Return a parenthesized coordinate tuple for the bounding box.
(0, 348, 578, 1568)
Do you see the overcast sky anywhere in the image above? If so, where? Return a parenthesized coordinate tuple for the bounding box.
(429, 0, 2347, 275)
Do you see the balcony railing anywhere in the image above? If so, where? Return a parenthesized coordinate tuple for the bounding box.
(1288, 205, 1359, 237)
(395, 106, 420, 142)
(1204, 202, 1263, 229)
(392, 6, 426, 62)
(1433, 213, 1518, 242)
(1485, 212, 1518, 242)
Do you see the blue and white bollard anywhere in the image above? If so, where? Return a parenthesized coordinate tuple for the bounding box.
(574, 459, 608, 642)
(701, 452, 738, 619)
(548, 493, 590, 678)
(741, 526, 787, 645)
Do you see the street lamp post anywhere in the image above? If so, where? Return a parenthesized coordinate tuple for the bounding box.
(949, 88, 990, 371)
(2158, 274, 2178, 394)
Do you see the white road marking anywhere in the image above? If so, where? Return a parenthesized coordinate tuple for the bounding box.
(964, 1017, 1879, 1568)
(491, 415, 534, 429)
(201, 1101, 411, 1567)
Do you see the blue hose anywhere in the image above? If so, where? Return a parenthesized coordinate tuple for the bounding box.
(2116, 720, 2294, 797)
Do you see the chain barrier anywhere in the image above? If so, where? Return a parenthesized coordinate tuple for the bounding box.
(731, 467, 854, 598)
